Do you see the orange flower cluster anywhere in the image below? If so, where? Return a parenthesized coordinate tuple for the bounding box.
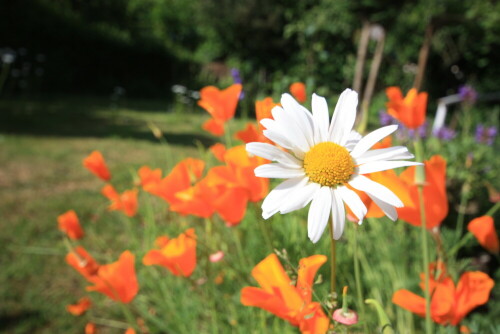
(198, 84, 242, 136)
(138, 146, 268, 226)
(143, 228, 197, 277)
(67, 248, 138, 303)
(393, 265, 494, 326)
(241, 254, 329, 334)
(386, 87, 428, 129)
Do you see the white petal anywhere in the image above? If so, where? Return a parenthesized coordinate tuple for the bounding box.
(272, 106, 310, 154)
(357, 161, 422, 175)
(345, 130, 362, 151)
(328, 89, 358, 145)
(262, 177, 308, 219)
(261, 118, 294, 150)
(337, 186, 367, 223)
(350, 125, 398, 158)
(355, 146, 414, 164)
(254, 163, 304, 179)
(348, 174, 403, 207)
(311, 93, 330, 144)
(368, 195, 398, 221)
(281, 93, 315, 148)
(331, 189, 346, 240)
(280, 182, 320, 214)
(246, 142, 302, 168)
(307, 187, 332, 243)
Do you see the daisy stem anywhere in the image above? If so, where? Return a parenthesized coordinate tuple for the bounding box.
(328, 218, 337, 296)
(353, 226, 368, 333)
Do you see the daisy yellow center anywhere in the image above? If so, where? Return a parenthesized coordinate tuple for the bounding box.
(303, 142, 354, 187)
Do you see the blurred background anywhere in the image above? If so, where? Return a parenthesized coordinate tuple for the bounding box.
(1, 0, 500, 104)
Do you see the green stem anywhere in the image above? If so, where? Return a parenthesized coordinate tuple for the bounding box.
(455, 181, 470, 241)
(224, 122, 233, 147)
(328, 219, 337, 297)
(232, 227, 250, 269)
(258, 215, 274, 252)
(118, 302, 136, 330)
(486, 202, 500, 217)
(448, 233, 474, 258)
(418, 185, 433, 334)
(414, 137, 433, 334)
(353, 226, 368, 333)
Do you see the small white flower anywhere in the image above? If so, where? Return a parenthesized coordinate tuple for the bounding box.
(246, 89, 421, 243)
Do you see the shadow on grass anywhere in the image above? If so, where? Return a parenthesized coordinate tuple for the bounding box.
(0, 97, 216, 148)
(0, 310, 45, 332)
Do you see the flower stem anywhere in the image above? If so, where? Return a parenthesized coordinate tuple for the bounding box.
(418, 185, 433, 334)
(455, 181, 470, 241)
(353, 226, 368, 333)
(486, 202, 500, 217)
(328, 218, 337, 296)
(118, 302, 136, 330)
(414, 137, 432, 334)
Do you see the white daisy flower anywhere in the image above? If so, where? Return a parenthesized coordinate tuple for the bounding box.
(246, 89, 422, 243)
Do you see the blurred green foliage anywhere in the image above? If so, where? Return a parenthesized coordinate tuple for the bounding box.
(1, 0, 500, 98)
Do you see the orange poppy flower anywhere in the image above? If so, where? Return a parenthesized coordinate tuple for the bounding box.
(198, 84, 242, 122)
(386, 87, 428, 129)
(397, 155, 448, 228)
(138, 166, 162, 191)
(147, 158, 205, 205)
(101, 185, 138, 217)
(83, 151, 111, 181)
(393, 271, 494, 326)
(202, 118, 225, 136)
(85, 322, 97, 334)
(170, 180, 218, 218)
(468, 216, 499, 254)
(289, 82, 307, 103)
(66, 297, 92, 316)
(143, 228, 197, 277)
(209, 143, 227, 162)
(241, 254, 330, 334)
(235, 123, 264, 143)
(86, 251, 139, 304)
(221, 145, 269, 202)
(255, 97, 279, 127)
(58, 210, 84, 240)
(66, 246, 100, 280)
(124, 329, 136, 334)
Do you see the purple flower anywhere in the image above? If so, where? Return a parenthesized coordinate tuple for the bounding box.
(475, 124, 498, 145)
(434, 126, 456, 141)
(458, 85, 478, 104)
(379, 111, 394, 126)
(230, 68, 242, 84)
(230, 68, 245, 100)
